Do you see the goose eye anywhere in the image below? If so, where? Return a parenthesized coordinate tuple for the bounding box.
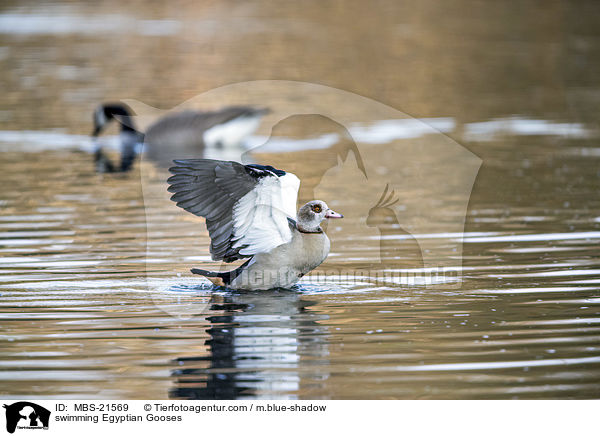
(312, 205, 322, 213)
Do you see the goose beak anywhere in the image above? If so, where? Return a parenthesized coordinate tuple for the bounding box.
(325, 209, 343, 219)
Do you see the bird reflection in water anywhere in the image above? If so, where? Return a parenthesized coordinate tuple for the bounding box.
(170, 289, 329, 400)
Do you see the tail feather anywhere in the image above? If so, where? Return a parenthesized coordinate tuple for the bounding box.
(191, 268, 226, 286)
(190, 268, 218, 277)
(191, 259, 251, 287)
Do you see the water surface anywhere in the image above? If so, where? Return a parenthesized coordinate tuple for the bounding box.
(1, 0, 600, 399)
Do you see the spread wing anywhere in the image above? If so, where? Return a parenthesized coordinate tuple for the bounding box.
(167, 159, 300, 262)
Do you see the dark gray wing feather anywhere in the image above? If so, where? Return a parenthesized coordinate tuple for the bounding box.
(167, 158, 271, 262)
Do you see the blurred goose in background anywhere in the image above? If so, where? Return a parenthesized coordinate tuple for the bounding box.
(92, 102, 269, 172)
(167, 158, 343, 290)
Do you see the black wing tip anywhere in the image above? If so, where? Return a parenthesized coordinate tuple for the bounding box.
(168, 158, 240, 173)
(245, 163, 286, 178)
(168, 158, 208, 175)
(172, 158, 206, 165)
(168, 159, 288, 180)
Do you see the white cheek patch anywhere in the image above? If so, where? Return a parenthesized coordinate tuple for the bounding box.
(95, 107, 106, 127)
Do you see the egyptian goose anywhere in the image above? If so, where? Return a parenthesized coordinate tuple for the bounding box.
(91, 103, 268, 172)
(167, 159, 343, 290)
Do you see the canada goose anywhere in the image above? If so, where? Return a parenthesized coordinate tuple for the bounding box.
(91, 102, 269, 172)
(167, 158, 343, 290)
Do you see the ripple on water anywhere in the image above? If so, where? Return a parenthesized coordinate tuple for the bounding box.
(1, 130, 599, 399)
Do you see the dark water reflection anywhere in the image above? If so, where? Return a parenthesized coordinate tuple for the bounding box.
(1, 0, 600, 399)
(0, 142, 599, 399)
(170, 290, 328, 400)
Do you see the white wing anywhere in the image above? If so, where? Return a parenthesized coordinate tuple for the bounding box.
(168, 159, 300, 261)
(232, 173, 299, 255)
(280, 173, 301, 218)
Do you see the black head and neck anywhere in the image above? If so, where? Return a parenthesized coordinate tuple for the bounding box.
(92, 103, 143, 173)
(92, 103, 139, 136)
